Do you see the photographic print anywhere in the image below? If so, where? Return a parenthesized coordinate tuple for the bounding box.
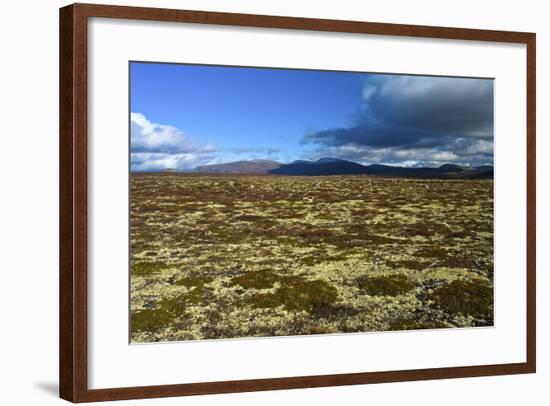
(129, 62, 494, 343)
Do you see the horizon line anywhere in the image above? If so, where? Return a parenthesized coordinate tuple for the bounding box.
(130, 158, 494, 173)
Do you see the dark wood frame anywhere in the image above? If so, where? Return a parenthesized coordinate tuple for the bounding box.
(60, 3, 536, 402)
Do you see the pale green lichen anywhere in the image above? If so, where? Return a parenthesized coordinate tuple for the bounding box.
(129, 174, 494, 342)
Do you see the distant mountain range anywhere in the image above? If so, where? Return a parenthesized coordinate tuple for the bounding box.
(193, 159, 280, 174)
(192, 158, 493, 179)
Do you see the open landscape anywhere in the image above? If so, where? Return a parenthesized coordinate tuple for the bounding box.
(130, 172, 493, 343)
(130, 62, 494, 342)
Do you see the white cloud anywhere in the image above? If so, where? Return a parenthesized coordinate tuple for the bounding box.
(462, 139, 494, 155)
(131, 152, 222, 172)
(130, 113, 219, 171)
(391, 149, 459, 162)
(131, 112, 199, 154)
(361, 85, 377, 101)
(304, 142, 493, 167)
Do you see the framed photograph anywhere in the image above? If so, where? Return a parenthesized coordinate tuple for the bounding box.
(59, 3, 536, 402)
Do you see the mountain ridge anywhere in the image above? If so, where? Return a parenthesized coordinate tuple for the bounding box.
(193, 159, 280, 174)
(191, 157, 493, 179)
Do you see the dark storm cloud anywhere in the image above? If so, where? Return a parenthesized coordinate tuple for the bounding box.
(303, 121, 457, 149)
(302, 75, 494, 166)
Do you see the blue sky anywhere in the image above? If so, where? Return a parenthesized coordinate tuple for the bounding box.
(130, 62, 494, 171)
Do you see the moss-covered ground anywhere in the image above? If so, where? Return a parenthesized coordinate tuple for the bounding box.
(130, 174, 494, 342)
